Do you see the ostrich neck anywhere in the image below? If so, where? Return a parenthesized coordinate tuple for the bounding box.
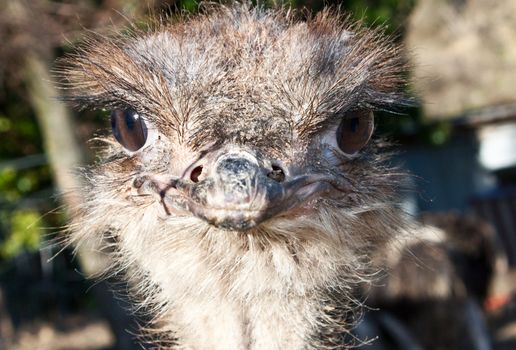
(169, 286, 315, 349)
(127, 226, 358, 350)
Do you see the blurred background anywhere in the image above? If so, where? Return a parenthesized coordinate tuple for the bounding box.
(0, 0, 515, 349)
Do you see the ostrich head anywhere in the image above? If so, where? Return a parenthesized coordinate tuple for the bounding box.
(60, 3, 409, 348)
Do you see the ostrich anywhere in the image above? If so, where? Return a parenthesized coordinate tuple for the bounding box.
(356, 213, 496, 350)
(59, 3, 416, 349)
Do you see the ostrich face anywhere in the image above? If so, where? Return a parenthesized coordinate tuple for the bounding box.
(62, 5, 406, 241)
(112, 106, 374, 231)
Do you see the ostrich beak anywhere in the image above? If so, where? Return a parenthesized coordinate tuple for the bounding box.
(134, 151, 335, 231)
(179, 152, 329, 230)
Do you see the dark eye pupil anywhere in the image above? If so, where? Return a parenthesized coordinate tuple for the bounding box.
(336, 111, 374, 155)
(111, 109, 148, 152)
(124, 113, 136, 129)
(349, 118, 359, 133)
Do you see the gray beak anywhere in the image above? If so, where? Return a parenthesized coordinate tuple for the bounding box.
(135, 148, 336, 231)
(184, 151, 288, 230)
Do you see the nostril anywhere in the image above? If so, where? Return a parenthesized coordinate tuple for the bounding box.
(267, 164, 286, 183)
(190, 165, 203, 183)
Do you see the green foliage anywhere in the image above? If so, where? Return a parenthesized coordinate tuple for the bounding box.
(344, 0, 417, 31)
(181, 0, 199, 12)
(0, 210, 42, 259)
(0, 84, 53, 263)
(428, 122, 453, 146)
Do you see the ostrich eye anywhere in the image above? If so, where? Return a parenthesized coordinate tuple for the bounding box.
(110, 109, 148, 152)
(336, 110, 374, 155)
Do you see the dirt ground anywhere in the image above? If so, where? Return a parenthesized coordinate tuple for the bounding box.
(4, 315, 114, 350)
